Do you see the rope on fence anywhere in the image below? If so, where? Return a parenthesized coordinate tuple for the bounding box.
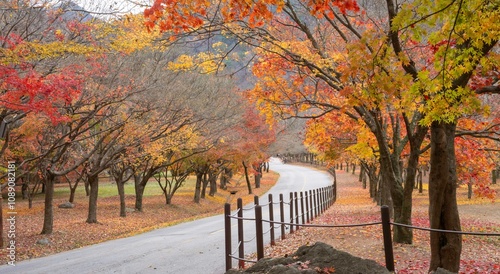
(231, 216, 256, 222)
(261, 219, 382, 228)
(228, 209, 240, 217)
(230, 241, 242, 256)
(260, 201, 272, 207)
(391, 222, 500, 236)
(242, 204, 258, 211)
(263, 227, 272, 235)
(228, 254, 257, 263)
(243, 235, 257, 243)
(271, 223, 282, 229)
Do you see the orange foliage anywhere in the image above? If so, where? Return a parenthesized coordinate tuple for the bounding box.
(144, 0, 359, 32)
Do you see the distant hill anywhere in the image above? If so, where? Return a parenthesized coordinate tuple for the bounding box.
(56, 0, 94, 22)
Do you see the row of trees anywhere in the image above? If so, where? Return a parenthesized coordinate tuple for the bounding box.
(143, 0, 499, 272)
(0, 0, 275, 247)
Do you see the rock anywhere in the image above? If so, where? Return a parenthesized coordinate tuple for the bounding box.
(58, 202, 75, 209)
(36, 238, 50, 245)
(433, 268, 457, 274)
(126, 207, 136, 213)
(225, 242, 390, 274)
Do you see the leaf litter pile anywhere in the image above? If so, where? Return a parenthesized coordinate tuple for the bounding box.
(246, 169, 500, 273)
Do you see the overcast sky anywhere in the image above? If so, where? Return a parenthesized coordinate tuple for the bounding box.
(54, 0, 152, 17)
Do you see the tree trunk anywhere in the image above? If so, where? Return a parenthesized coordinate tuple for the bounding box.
(166, 193, 172, 205)
(367, 165, 378, 199)
(209, 171, 217, 197)
(376, 174, 382, 205)
(242, 161, 252, 195)
(254, 163, 262, 189)
(68, 177, 80, 203)
(377, 135, 415, 244)
(194, 173, 202, 203)
(22, 181, 29, 199)
(0, 194, 2, 247)
(41, 172, 55, 234)
(84, 180, 90, 196)
(134, 174, 147, 212)
(219, 169, 227, 190)
(201, 173, 208, 199)
(135, 183, 145, 212)
(379, 171, 393, 214)
(86, 174, 99, 223)
(393, 145, 420, 244)
(428, 121, 462, 272)
(254, 173, 261, 189)
(222, 168, 233, 190)
(117, 181, 126, 217)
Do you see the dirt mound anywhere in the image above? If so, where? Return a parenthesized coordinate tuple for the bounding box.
(225, 242, 390, 274)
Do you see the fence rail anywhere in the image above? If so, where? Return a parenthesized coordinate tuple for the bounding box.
(224, 200, 500, 272)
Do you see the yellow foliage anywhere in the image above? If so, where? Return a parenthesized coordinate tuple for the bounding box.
(95, 14, 162, 54)
(167, 52, 219, 73)
(167, 55, 195, 71)
(1, 40, 99, 65)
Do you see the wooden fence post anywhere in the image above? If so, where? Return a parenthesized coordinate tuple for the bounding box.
(237, 198, 244, 269)
(224, 203, 232, 271)
(268, 193, 275, 246)
(289, 192, 294, 233)
(300, 191, 305, 224)
(255, 205, 264, 260)
(305, 191, 310, 223)
(309, 190, 314, 222)
(381, 205, 395, 272)
(294, 192, 300, 231)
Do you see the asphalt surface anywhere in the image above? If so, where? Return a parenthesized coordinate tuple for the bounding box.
(0, 158, 333, 274)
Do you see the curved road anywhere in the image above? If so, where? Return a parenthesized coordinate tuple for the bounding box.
(0, 158, 332, 274)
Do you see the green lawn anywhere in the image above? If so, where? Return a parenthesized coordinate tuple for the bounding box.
(43, 176, 198, 200)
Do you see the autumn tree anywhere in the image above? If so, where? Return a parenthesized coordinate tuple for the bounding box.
(386, 1, 499, 270)
(0, 0, 104, 236)
(155, 157, 193, 205)
(238, 107, 276, 190)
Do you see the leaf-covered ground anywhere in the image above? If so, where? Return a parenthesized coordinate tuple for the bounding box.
(0, 172, 279, 265)
(247, 168, 500, 274)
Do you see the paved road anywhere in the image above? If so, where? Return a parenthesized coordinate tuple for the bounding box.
(0, 159, 333, 274)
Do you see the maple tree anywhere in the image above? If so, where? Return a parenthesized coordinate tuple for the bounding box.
(387, 1, 499, 270)
(238, 107, 276, 190)
(155, 158, 192, 205)
(0, 0, 101, 239)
